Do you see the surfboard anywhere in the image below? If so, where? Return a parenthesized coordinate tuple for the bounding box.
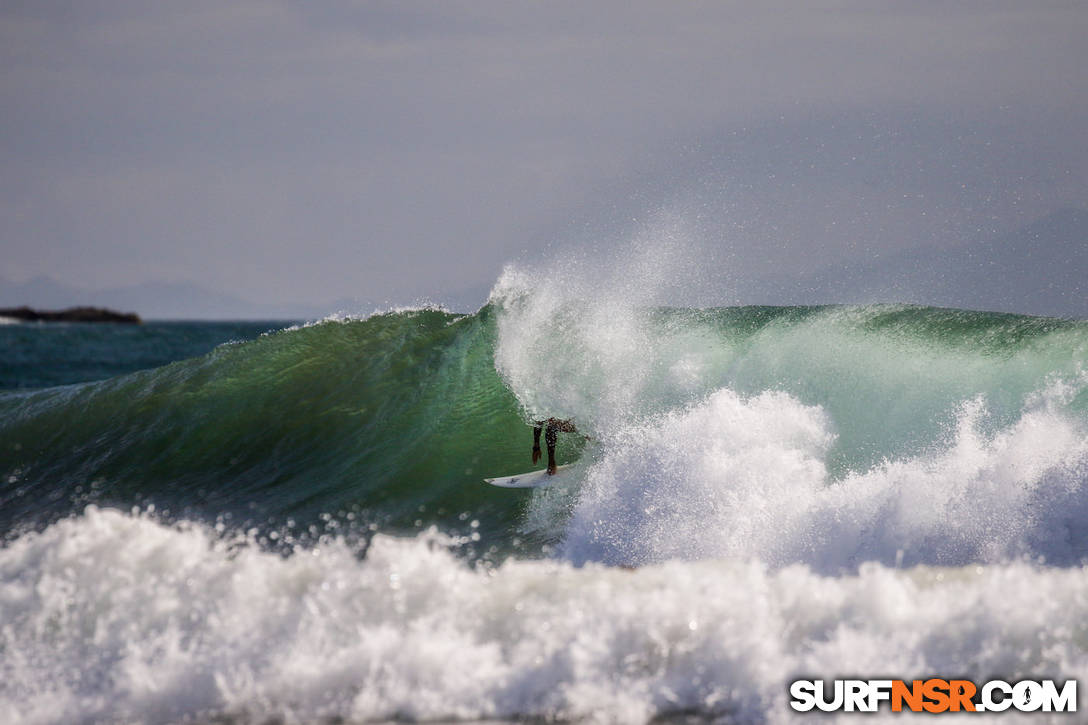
(484, 464, 575, 488)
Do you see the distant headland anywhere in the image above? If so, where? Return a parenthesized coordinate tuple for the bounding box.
(0, 306, 142, 324)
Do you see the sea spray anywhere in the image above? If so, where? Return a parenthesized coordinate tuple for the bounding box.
(490, 262, 1088, 570)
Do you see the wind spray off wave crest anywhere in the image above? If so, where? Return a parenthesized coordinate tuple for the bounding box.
(490, 222, 710, 432)
(490, 260, 1088, 570)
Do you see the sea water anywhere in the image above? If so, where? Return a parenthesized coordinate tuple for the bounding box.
(1, 258, 1087, 723)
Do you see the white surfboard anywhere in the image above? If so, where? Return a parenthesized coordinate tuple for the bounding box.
(484, 464, 575, 488)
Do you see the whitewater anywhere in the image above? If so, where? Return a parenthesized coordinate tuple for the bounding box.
(2, 252, 1087, 723)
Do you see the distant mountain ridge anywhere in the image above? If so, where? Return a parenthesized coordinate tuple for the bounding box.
(3, 209, 1085, 319)
(0, 305, 142, 324)
(759, 207, 1087, 319)
(0, 277, 374, 321)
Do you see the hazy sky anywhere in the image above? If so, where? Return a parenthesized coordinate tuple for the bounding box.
(2, 1, 1086, 312)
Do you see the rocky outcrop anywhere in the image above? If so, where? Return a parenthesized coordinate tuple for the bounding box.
(0, 306, 142, 324)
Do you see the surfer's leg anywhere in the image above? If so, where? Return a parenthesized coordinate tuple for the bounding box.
(545, 424, 558, 474)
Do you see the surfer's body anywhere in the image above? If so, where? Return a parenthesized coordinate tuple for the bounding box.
(532, 418, 577, 475)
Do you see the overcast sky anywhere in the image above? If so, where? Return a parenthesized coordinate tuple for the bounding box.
(2, 1, 1086, 313)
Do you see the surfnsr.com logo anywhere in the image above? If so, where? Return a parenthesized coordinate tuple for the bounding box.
(790, 679, 1077, 713)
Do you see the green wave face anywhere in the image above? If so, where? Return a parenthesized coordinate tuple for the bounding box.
(0, 309, 530, 538)
(1, 303, 1086, 550)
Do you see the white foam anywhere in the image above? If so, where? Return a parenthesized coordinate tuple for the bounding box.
(3, 507, 1088, 724)
(563, 381, 1088, 571)
(272, 303, 460, 334)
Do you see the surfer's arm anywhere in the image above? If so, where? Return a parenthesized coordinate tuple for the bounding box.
(532, 423, 543, 464)
(549, 418, 577, 433)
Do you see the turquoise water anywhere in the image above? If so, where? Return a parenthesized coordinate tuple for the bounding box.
(0, 320, 296, 390)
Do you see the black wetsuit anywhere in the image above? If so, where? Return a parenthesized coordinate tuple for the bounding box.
(532, 418, 577, 473)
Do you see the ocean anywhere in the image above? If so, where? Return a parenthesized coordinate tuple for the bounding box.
(2, 265, 1087, 724)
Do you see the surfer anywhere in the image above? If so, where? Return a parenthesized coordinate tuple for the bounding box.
(532, 418, 577, 475)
